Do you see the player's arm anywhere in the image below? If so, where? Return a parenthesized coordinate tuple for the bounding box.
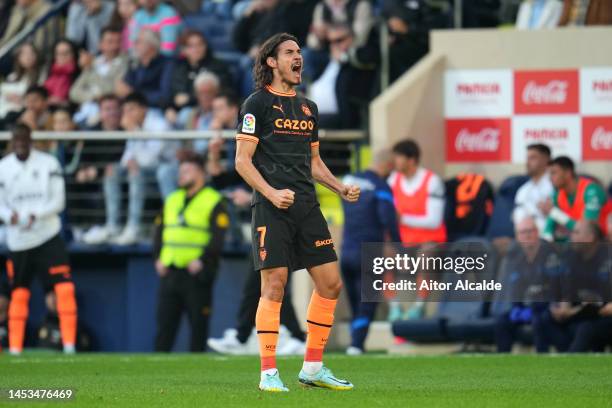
(199, 201, 229, 274)
(310, 143, 359, 202)
(582, 184, 605, 221)
(235, 139, 295, 209)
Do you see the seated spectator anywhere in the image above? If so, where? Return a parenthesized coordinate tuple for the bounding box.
(307, 0, 373, 51)
(534, 220, 611, 352)
(108, 0, 138, 53)
(71, 27, 129, 126)
(387, 139, 446, 321)
(513, 144, 553, 236)
(158, 71, 221, 196)
(558, 0, 612, 26)
(169, 30, 232, 113)
(0, 0, 62, 59)
(207, 92, 241, 182)
(72, 95, 126, 228)
(116, 29, 174, 109)
(83, 92, 172, 245)
(381, 0, 431, 83)
(175, 71, 220, 137)
(516, 0, 563, 29)
(541, 156, 606, 242)
(44, 40, 80, 107)
(18, 85, 53, 131)
(130, 0, 182, 56)
(0, 43, 45, 126)
(232, 0, 290, 95)
(495, 216, 563, 353)
(307, 23, 375, 129)
(66, 0, 115, 54)
(51, 107, 83, 176)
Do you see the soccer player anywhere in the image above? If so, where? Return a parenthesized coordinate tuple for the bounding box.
(234, 32, 360, 392)
(541, 156, 606, 242)
(0, 124, 77, 355)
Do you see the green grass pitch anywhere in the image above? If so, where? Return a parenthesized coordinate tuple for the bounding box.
(1, 353, 611, 407)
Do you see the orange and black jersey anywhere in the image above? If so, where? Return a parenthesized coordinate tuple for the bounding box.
(236, 85, 319, 203)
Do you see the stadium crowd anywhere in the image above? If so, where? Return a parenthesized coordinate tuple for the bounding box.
(0, 0, 611, 354)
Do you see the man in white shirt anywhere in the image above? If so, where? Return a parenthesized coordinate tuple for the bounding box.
(84, 92, 173, 245)
(0, 124, 77, 355)
(387, 139, 447, 321)
(513, 144, 553, 236)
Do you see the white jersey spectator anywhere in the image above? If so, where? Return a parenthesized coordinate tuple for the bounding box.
(0, 149, 65, 251)
(516, 0, 563, 29)
(512, 144, 553, 236)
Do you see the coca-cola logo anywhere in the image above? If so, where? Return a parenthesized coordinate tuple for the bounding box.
(591, 127, 612, 150)
(455, 128, 500, 152)
(522, 80, 568, 104)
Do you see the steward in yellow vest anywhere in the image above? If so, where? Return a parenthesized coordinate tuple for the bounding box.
(153, 154, 229, 352)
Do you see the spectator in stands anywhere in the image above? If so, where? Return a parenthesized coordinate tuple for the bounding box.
(18, 85, 53, 131)
(74, 95, 126, 231)
(66, 0, 115, 54)
(307, 23, 375, 129)
(200, 0, 233, 19)
(388, 139, 446, 321)
(206, 92, 240, 179)
(129, 0, 182, 56)
(513, 144, 553, 236)
(541, 156, 606, 242)
(307, 0, 373, 50)
(381, 0, 431, 83)
(0, 0, 62, 61)
(153, 152, 229, 352)
(495, 216, 562, 353)
(44, 39, 80, 107)
(558, 0, 612, 26)
(169, 30, 232, 113)
(0, 43, 45, 127)
(71, 27, 129, 127)
(516, 0, 563, 29)
(534, 220, 611, 352)
(109, 0, 138, 52)
(116, 29, 174, 109)
(340, 149, 400, 355)
(232, 0, 288, 95)
(159, 71, 221, 196)
(84, 92, 172, 245)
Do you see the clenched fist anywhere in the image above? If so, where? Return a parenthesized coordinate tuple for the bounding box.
(341, 185, 360, 202)
(267, 189, 295, 209)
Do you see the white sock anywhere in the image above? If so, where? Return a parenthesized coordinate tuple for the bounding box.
(302, 361, 322, 375)
(8, 348, 22, 356)
(261, 368, 278, 380)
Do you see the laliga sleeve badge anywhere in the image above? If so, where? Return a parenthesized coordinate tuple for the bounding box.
(301, 104, 312, 116)
(259, 248, 267, 261)
(242, 113, 256, 134)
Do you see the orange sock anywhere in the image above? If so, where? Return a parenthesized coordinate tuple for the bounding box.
(8, 287, 30, 353)
(304, 291, 337, 363)
(54, 282, 77, 347)
(255, 297, 281, 371)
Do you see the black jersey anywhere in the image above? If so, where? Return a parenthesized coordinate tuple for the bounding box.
(236, 85, 319, 203)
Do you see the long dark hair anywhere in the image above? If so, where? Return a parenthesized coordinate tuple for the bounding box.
(252, 33, 298, 90)
(12, 43, 43, 85)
